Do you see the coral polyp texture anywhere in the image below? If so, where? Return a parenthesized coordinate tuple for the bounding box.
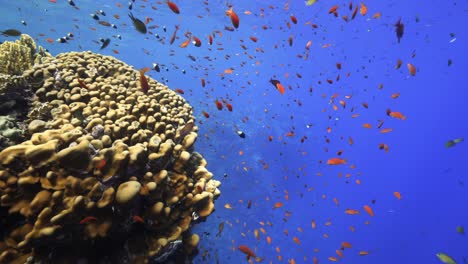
(0, 37, 220, 263)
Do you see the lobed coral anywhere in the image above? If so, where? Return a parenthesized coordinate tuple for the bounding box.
(0, 50, 220, 263)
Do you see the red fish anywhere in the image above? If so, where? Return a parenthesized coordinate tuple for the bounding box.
(395, 18, 404, 43)
(290, 15, 297, 24)
(226, 7, 239, 28)
(269, 79, 285, 95)
(79, 216, 97, 224)
(238, 245, 256, 259)
(139, 69, 149, 94)
(226, 103, 233, 112)
(166, 1, 180, 14)
(215, 100, 223, 110)
(192, 36, 202, 47)
(77, 78, 89, 89)
(132, 215, 145, 223)
(208, 34, 213, 45)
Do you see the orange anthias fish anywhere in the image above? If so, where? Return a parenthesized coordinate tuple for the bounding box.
(269, 79, 285, 95)
(226, 7, 239, 28)
(79, 216, 97, 224)
(166, 1, 180, 14)
(327, 157, 346, 165)
(363, 205, 374, 216)
(407, 63, 416, 76)
(139, 69, 149, 94)
(238, 245, 256, 259)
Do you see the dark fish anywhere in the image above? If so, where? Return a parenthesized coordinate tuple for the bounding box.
(90, 13, 99, 20)
(100, 38, 110, 49)
(395, 18, 404, 43)
(68, 0, 75, 6)
(1, 29, 21, 37)
(187, 55, 196, 61)
(178, 122, 195, 139)
(152, 63, 160, 72)
(169, 25, 179, 45)
(129, 12, 147, 34)
(237, 130, 246, 138)
(216, 222, 225, 237)
(446, 138, 464, 148)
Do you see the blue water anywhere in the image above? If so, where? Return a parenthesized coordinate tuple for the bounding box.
(2, 0, 467, 263)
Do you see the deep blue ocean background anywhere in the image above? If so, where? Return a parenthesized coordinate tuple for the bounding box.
(2, 0, 468, 263)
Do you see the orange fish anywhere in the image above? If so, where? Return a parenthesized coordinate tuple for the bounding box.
(273, 202, 283, 209)
(407, 63, 416, 76)
(380, 128, 393, 133)
(249, 36, 258, 42)
(388, 110, 406, 120)
(363, 205, 374, 216)
(328, 5, 339, 14)
(341, 242, 352, 249)
(393, 191, 402, 200)
(293, 237, 300, 244)
(327, 157, 346, 165)
(226, 7, 239, 28)
(139, 69, 149, 94)
(269, 79, 285, 95)
(345, 209, 360, 215)
(238, 245, 256, 259)
(359, 3, 367, 15)
(180, 37, 191, 48)
(359, 251, 369, 256)
(166, 1, 180, 14)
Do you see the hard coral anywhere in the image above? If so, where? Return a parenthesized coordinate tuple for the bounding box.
(0, 46, 220, 263)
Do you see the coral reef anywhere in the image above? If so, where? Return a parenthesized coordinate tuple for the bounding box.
(0, 42, 220, 262)
(0, 35, 52, 150)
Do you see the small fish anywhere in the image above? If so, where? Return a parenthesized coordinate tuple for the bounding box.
(1, 29, 21, 37)
(129, 12, 147, 34)
(166, 1, 180, 14)
(216, 222, 224, 237)
(327, 157, 346, 165)
(152, 63, 160, 72)
(305, 0, 317, 6)
(178, 122, 195, 139)
(139, 69, 149, 94)
(395, 18, 404, 43)
(237, 130, 246, 138)
(79, 216, 97, 224)
(169, 25, 179, 45)
(132, 215, 144, 223)
(238, 245, 256, 259)
(226, 7, 239, 28)
(445, 138, 464, 148)
(456, 226, 464, 235)
(269, 79, 285, 95)
(436, 253, 457, 264)
(100, 38, 110, 49)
